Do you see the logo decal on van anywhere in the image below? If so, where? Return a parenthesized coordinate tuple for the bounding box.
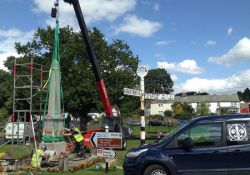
(228, 123, 248, 141)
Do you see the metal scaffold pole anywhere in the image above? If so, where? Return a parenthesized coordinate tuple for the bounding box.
(30, 58, 39, 165)
(12, 59, 16, 150)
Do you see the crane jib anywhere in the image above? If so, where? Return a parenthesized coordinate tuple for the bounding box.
(64, 0, 113, 117)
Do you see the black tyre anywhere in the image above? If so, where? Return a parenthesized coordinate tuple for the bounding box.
(144, 164, 168, 175)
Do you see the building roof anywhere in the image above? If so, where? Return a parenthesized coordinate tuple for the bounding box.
(150, 94, 240, 104)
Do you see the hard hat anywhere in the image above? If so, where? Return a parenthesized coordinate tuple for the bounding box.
(41, 145, 47, 150)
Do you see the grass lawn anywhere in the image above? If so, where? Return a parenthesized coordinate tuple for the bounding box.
(131, 125, 176, 137)
(33, 140, 146, 175)
(34, 168, 124, 175)
(7, 123, 174, 175)
(88, 122, 176, 137)
(0, 144, 32, 159)
(1, 140, 139, 175)
(35, 125, 175, 174)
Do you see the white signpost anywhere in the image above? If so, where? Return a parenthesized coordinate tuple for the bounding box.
(123, 88, 141, 97)
(97, 149, 117, 159)
(124, 89, 174, 101)
(137, 66, 148, 145)
(137, 66, 148, 78)
(124, 66, 175, 145)
(145, 93, 174, 100)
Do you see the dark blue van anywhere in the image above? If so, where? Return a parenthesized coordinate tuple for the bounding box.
(124, 114, 250, 175)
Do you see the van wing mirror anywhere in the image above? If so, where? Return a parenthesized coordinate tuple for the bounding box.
(182, 137, 194, 150)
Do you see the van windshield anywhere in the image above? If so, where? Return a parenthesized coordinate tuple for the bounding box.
(159, 122, 188, 143)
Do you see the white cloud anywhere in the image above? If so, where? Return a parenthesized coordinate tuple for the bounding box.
(154, 3, 159, 11)
(156, 40, 175, 46)
(157, 59, 204, 74)
(171, 74, 178, 81)
(0, 28, 34, 71)
(0, 28, 22, 37)
(227, 26, 233, 36)
(33, 0, 161, 37)
(33, 0, 136, 28)
(0, 52, 19, 71)
(205, 40, 216, 46)
(208, 37, 250, 66)
(115, 15, 162, 37)
(175, 69, 250, 93)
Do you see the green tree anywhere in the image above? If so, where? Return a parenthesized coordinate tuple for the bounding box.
(171, 102, 194, 120)
(5, 26, 139, 131)
(0, 70, 13, 122)
(175, 91, 209, 96)
(237, 88, 250, 102)
(196, 103, 210, 116)
(119, 96, 140, 118)
(182, 103, 194, 114)
(220, 108, 229, 115)
(144, 68, 173, 94)
(171, 102, 184, 115)
(164, 110, 173, 117)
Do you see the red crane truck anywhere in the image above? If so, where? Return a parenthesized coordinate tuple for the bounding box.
(63, 0, 127, 149)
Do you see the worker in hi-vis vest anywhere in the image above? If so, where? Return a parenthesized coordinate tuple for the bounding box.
(31, 145, 48, 168)
(64, 124, 85, 158)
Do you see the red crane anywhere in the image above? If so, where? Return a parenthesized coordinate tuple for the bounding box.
(63, 0, 127, 149)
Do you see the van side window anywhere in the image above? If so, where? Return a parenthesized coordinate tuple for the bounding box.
(176, 123, 223, 147)
(227, 120, 250, 146)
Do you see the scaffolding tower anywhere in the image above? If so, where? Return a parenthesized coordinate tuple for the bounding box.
(9, 58, 48, 145)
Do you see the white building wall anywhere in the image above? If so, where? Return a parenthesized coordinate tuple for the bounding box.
(201, 102, 240, 114)
(236, 102, 240, 112)
(209, 102, 218, 113)
(150, 102, 172, 116)
(191, 103, 197, 112)
(148, 100, 240, 116)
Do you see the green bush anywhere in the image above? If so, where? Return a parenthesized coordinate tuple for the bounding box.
(164, 110, 173, 117)
(175, 113, 194, 120)
(148, 114, 164, 120)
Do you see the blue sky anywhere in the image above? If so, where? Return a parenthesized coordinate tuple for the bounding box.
(1, 0, 250, 94)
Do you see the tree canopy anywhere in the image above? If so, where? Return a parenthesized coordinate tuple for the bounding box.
(237, 88, 250, 102)
(175, 91, 209, 96)
(144, 68, 173, 94)
(196, 103, 210, 116)
(171, 102, 195, 120)
(2, 26, 140, 130)
(0, 70, 12, 122)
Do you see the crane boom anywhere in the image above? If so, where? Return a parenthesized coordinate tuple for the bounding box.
(64, 0, 113, 116)
(64, 0, 128, 150)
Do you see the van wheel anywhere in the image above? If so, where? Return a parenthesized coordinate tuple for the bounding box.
(144, 164, 168, 175)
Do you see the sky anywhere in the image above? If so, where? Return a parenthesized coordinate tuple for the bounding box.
(1, 0, 250, 94)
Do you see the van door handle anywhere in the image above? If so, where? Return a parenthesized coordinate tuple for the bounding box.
(213, 150, 220, 154)
(233, 149, 241, 153)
